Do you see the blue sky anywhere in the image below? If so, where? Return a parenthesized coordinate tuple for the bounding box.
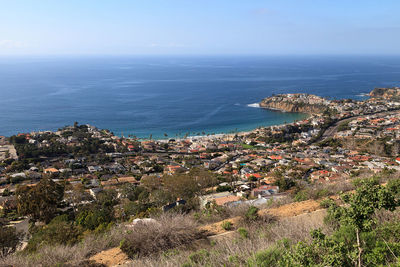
(1, 0, 400, 55)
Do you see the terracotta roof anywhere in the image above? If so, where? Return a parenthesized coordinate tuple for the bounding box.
(44, 168, 59, 173)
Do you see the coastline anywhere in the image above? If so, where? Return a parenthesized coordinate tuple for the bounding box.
(152, 110, 310, 142)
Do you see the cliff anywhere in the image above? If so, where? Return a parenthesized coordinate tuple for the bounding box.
(259, 94, 329, 114)
(369, 87, 400, 100)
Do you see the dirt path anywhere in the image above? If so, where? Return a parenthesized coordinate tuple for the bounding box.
(89, 247, 130, 266)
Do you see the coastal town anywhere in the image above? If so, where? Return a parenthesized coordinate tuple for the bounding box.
(1, 88, 399, 212)
(1, 87, 400, 262)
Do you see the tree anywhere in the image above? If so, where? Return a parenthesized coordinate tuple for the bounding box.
(140, 175, 161, 192)
(326, 178, 399, 267)
(76, 206, 113, 231)
(96, 189, 118, 207)
(25, 215, 80, 252)
(163, 168, 216, 201)
(120, 184, 147, 202)
(64, 183, 93, 215)
(0, 225, 24, 258)
(163, 173, 199, 200)
(16, 177, 64, 223)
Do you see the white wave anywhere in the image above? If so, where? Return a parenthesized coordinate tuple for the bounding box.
(247, 103, 260, 108)
(356, 93, 369, 97)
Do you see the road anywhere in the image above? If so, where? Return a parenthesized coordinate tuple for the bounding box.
(319, 109, 400, 142)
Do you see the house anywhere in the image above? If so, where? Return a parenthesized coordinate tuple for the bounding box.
(44, 168, 59, 174)
(164, 165, 186, 175)
(88, 166, 103, 173)
(10, 172, 26, 179)
(89, 188, 103, 199)
(162, 199, 186, 212)
(101, 178, 119, 187)
(251, 185, 279, 198)
(117, 176, 139, 185)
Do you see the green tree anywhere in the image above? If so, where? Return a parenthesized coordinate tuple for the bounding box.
(96, 189, 118, 207)
(0, 225, 24, 258)
(326, 178, 399, 267)
(26, 215, 80, 252)
(16, 177, 64, 223)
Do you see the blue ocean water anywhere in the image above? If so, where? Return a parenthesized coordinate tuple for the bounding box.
(0, 55, 400, 139)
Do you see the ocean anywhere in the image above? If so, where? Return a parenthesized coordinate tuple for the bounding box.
(0, 55, 400, 139)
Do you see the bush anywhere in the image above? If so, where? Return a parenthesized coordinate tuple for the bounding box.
(237, 227, 249, 239)
(294, 190, 309, 202)
(76, 206, 113, 231)
(244, 206, 259, 221)
(247, 245, 284, 267)
(0, 225, 24, 258)
(216, 185, 232, 192)
(1, 226, 125, 266)
(320, 198, 335, 209)
(188, 249, 210, 264)
(221, 221, 232, 231)
(120, 214, 203, 258)
(26, 215, 81, 252)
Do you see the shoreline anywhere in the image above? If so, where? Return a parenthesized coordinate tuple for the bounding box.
(152, 111, 310, 142)
(3, 110, 309, 144)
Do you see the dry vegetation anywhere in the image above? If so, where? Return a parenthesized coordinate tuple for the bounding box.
(120, 214, 204, 257)
(124, 210, 328, 267)
(2, 174, 398, 267)
(0, 227, 125, 267)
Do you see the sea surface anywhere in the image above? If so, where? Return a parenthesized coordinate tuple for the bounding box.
(0, 55, 400, 139)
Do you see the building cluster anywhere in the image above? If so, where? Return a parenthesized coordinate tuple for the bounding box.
(1, 92, 400, 212)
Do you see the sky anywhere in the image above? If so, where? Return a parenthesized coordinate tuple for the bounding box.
(1, 0, 400, 55)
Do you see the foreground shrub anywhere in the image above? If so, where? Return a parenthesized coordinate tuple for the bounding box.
(120, 214, 203, 258)
(188, 249, 210, 264)
(237, 227, 249, 239)
(26, 215, 81, 252)
(1, 226, 125, 266)
(0, 225, 24, 258)
(221, 221, 232, 231)
(244, 206, 259, 221)
(247, 245, 284, 267)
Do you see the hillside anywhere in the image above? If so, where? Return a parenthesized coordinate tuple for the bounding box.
(259, 93, 329, 114)
(369, 87, 400, 100)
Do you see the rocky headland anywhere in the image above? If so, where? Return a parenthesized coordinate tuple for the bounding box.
(259, 93, 330, 114)
(369, 87, 400, 100)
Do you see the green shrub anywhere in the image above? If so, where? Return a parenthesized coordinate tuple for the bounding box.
(244, 206, 259, 221)
(314, 188, 329, 199)
(247, 246, 284, 267)
(26, 215, 81, 252)
(294, 190, 309, 202)
(237, 227, 249, 239)
(76, 206, 113, 231)
(188, 249, 209, 264)
(320, 198, 334, 209)
(221, 221, 232, 231)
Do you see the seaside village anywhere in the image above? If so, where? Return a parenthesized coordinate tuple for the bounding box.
(1, 89, 400, 237)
